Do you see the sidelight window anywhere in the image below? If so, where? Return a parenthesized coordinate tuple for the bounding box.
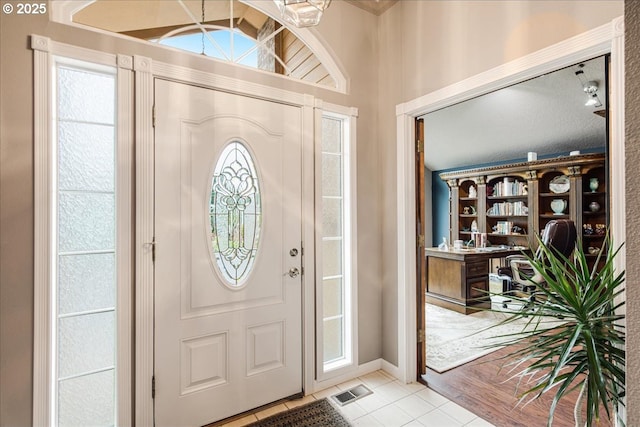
(54, 63, 117, 426)
(33, 38, 132, 426)
(317, 107, 358, 377)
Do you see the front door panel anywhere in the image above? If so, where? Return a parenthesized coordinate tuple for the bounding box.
(154, 79, 303, 426)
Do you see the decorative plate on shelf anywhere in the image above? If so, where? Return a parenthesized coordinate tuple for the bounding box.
(549, 175, 570, 193)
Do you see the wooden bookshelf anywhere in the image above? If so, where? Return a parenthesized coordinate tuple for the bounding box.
(440, 153, 607, 267)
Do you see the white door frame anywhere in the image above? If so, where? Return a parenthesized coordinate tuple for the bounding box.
(31, 35, 135, 427)
(134, 58, 317, 425)
(395, 17, 626, 384)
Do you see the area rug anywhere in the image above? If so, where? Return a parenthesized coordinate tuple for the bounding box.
(426, 303, 560, 373)
(247, 398, 351, 427)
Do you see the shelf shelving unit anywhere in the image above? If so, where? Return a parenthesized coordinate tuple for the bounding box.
(440, 153, 607, 268)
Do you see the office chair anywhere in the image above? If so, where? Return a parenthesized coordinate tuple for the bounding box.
(507, 219, 577, 298)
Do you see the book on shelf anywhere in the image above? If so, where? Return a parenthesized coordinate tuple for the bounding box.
(488, 201, 528, 216)
(491, 179, 527, 197)
(494, 220, 514, 234)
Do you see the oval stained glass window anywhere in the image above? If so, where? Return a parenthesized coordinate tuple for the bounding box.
(209, 142, 262, 287)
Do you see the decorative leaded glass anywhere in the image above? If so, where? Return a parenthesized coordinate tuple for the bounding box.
(209, 142, 261, 287)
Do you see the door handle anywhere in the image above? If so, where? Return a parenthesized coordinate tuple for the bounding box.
(287, 267, 300, 278)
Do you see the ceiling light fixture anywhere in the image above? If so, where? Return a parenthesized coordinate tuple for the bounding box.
(585, 93, 601, 107)
(273, 0, 332, 27)
(575, 66, 603, 108)
(583, 80, 602, 108)
(200, 0, 206, 55)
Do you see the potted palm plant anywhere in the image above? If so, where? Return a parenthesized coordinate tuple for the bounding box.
(493, 237, 625, 427)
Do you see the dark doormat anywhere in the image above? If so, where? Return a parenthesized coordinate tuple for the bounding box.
(246, 398, 351, 427)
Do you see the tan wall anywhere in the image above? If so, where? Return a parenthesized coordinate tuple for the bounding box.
(317, 1, 384, 367)
(625, 1, 640, 424)
(0, 2, 381, 425)
(377, 0, 623, 365)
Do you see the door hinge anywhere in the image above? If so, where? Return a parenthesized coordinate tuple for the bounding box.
(152, 376, 156, 399)
(417, 234, 425, 248)
(417, 139, 424, 153)
(152, 105, 156, 128)
(418, 329, 425, 343)
(151, 239, 156, 263)
(146, 239, 157, 263)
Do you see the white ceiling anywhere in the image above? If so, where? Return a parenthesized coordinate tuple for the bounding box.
(73, 0, 398, 32)
(422, 56, 607, 171)
(73, 0, 269, 33)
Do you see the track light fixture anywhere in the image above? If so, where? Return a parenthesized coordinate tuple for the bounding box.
(575, 66, 602, 108)
(583, 80, 602, 107)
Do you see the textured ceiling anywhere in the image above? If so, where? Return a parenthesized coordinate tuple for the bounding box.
(422, 56, 607, 171)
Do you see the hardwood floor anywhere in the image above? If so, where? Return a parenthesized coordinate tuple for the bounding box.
(424, 345, 613, 427)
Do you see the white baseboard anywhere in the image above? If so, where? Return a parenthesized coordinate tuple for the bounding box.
(310, 359, 383, 394)
(310, 358, 411, 395)
(381, 359, 403, 382)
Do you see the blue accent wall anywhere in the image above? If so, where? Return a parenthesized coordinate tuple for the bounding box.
(430, 149, 605, 246)
(431, 172, 451, 247)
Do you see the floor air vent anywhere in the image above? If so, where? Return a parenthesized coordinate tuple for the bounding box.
(331, 384, 372, 406)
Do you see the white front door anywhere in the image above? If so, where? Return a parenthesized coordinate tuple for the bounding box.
(154, 79, 303, 426)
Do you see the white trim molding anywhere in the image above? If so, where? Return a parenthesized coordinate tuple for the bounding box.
(32, 34, 53, 427)
(609, 17, 626, 295)
(302, 94, 318, 396)
(313, 102, 359, 384)
(151, 61, 307, 107)
(313, 359, 383, 393)
(395, 111, 417, 384)
(395, 17, 626, 385)
(31, 35, 134, 426)
(134, 54, 155, 427)
(116, 54, 135, 427)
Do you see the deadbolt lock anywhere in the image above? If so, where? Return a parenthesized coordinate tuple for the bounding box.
(288, 267, 300, 278)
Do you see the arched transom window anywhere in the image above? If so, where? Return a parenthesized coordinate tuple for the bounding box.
(58, 0, 343, 90)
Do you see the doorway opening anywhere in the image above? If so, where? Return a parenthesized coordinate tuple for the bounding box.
(415, 55, 612, 425)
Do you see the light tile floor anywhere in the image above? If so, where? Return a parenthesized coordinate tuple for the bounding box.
(220, 370, 496, 427)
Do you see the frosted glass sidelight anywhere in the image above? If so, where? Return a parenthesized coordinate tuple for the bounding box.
(58, 67, 115, 125)
(321, 116, 349, 369)
(58, 311, 115, 379)
(54, 62, 118, 427)
(322, 239, 342, 278)
(209, 141, 262, 287)
(322, 117, 342, 153)
(58, 122, 115, 192)
(58, 192, 115, 253)
(322, 278, 343, 318)
(58, 253, 115, 315)
(322, 197, 342, 238)
(58, 369, 115, 427)
(321, 153, 342, 197)
(323, 318, 344, 362)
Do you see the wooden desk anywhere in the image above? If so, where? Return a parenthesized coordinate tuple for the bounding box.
(425, 247, 524, 314)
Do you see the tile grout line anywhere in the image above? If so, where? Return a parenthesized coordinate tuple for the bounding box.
(220, 370, 495, 427)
